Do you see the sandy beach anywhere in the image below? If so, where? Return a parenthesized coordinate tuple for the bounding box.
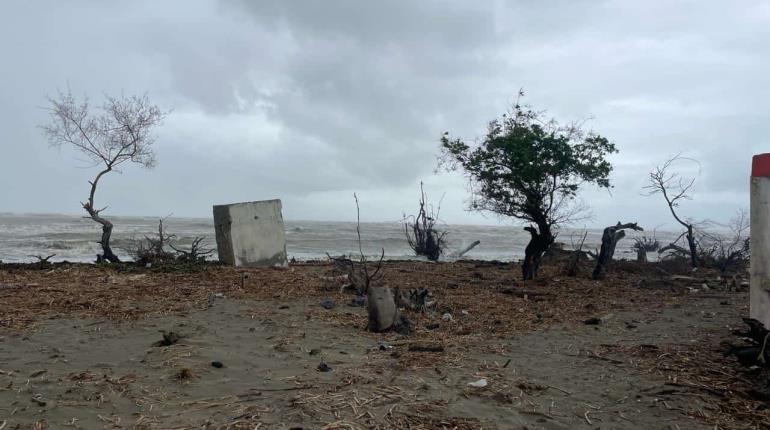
(0, 259, 759, 429)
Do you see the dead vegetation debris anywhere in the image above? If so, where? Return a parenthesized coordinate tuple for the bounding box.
(0, 259, 753, 428)
(598, 337, 770, 429)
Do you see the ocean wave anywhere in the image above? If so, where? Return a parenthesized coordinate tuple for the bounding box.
(0, 214, 682, 264)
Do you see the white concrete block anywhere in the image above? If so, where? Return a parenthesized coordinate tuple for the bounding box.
(213, 199, 288, 267)
(751, 153, 770, 326)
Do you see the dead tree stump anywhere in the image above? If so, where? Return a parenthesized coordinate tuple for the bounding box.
(367, 286, 410, 334)
(592, 222, 643, 279)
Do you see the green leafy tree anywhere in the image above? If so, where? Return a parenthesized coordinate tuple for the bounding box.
(439, 92, 617, 279)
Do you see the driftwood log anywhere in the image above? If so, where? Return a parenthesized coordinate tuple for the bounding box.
(591, 222, 643, 279)
(453, 240, 481, 258)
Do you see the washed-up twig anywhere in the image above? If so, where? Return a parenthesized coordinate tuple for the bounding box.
(664, 382, 726, 398)
(408, 344, 445, 353)
(240, 384, 315, 394)
(566, 352, 624, 365)
(546, 384, 572, 395)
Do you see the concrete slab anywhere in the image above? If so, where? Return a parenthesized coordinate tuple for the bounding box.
(213, 199, 288, 267)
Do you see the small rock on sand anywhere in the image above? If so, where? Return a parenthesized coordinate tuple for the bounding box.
(320, 299, 335, 310)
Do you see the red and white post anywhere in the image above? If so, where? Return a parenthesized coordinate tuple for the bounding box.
(751, 153, 770, 326)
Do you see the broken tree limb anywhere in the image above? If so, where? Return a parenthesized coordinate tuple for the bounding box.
(659, 242, 689, 257)
(592, 222, 644, 279)
(28, 254, 56, 265)
(454, 240, 481, 258)
(407, 344, 445, 352)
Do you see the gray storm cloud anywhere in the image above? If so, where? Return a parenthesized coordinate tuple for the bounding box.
(0, 0, 767, 229)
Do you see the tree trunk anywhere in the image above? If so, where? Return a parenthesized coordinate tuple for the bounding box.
(592, 222, 642, 279)
(98, 221, 120, 263)
(636, 248, 648, 263)
(88, 209, 120, 263)
(592, 231, 617, 279)
(607, 230, 625, 260)
(686, 225, 698, 268)
(522, 224, 552, 280)
(84, 167, 120, 264)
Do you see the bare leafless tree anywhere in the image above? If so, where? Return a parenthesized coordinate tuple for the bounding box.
(41, 89, 166, 263)
(327, 193, 384, 295)
(644, 155, 700, 268)
(698, 209, 750, 274)
(403, 182, 447, 261)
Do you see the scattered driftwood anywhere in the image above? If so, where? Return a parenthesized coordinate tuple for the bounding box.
(170, 236, 215, 263)
(500, 288, 550, 301)
(128, 218, 176, 265)
(28, 254, 56, 267)
(592, 222, 643, 279)
(126, 218, 213, 267)
(403, 182, 447, 261)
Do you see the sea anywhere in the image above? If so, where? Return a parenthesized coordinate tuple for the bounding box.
(0, 213, 678, 264)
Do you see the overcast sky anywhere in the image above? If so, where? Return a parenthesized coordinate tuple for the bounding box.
(0, 1, 766, 229)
